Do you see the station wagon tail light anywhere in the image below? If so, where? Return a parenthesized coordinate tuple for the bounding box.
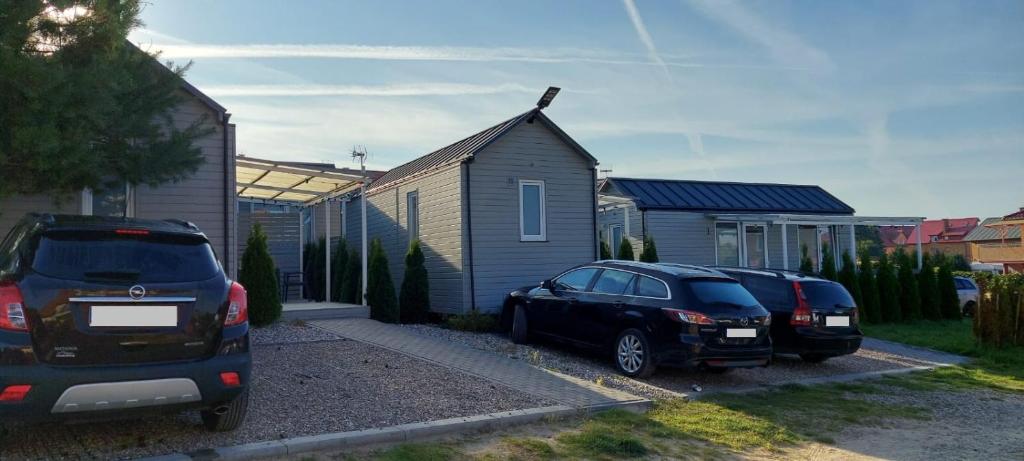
(0, 283, 28, 332)
(791, 282, 812, 326)
(0, 385, 31, 401)
(662, 308, 716, 325)
(224, 282, 248, 326)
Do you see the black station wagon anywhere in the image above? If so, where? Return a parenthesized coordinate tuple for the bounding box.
(502, 261, 772, 377)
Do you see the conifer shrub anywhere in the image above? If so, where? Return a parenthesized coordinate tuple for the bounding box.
(837, 251, 863, 315)
(858, 249, 882, 324)
(239, 223, 282, 327)
(877, 252, 902, 323)
(820, 244, 837, 281)
(600, 240, 612, 260)
(639, 235, 659, 263)
(341, 248, 361, 304)
(896, 249, 922, 321)
(367, 239, 399, 323)
(799, 244, 814, 273)
(617, 238, 635, 261)
(399, 240, 430, 324)
(937, 262, 961, 319)
(330, 239, 348, 302)
(918, 254, 942, 320)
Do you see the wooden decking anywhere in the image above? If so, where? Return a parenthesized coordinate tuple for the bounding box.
(282, 301, 369, 321)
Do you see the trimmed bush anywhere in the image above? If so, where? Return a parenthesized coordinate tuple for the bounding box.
(896, 249, 922, 321)
(303, 238, 327, 301)
(341, 248, 361, 304)
(837, 251, 863, 316)
(937, 262, 960, 320)
(600, 240, 612, 260)
(877, 252, 902, 323)
(239, 223, 282, 327)
(799, 244, 814, 273)
(820, 244, 837, 281)
(367, 238, 399, 323)
(858, 249, 882, 324)
(918, 254, 941, 320)
(399, 240, 430, 324)
(617, 237, 635, 261)
(639, 235, 659, 263)
(330, 238, 348, 302)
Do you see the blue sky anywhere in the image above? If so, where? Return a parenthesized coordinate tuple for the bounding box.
(132, 0, 1023, 219)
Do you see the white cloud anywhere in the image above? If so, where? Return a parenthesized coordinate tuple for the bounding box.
(201, 82, 535, 97)
(621, 0, 670, 77)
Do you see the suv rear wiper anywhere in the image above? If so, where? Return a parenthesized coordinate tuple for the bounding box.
(83, 271, 141, 282)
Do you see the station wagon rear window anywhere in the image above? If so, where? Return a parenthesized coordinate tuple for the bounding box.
(683, 279, 760, 308)
(31, 231, 220, 283)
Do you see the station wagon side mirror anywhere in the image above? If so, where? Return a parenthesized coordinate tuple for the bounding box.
(541, 279, 554, 290)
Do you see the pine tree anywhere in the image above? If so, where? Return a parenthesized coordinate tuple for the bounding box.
(799, 244, 814, 273)
(600, 240, 612, 260)
(858, 249, 883, 324)
(918, 253, 941, 320)
(837, 251, 863, 315)
(617, 238, 635, 261)
(303, 238, 327, 301)
(399, 240, 430, 324)
(877, 253, 902, 323)
(341, 248, 361, 304)
(330, 239, 348, 302)
(639, 235, 659, 263)
(367, 239, 399, 323)
(937, 262, 961, 319)
(239, 223, 281, 327)
(896, 249, 922, 321)
(821, 244, 837, 281)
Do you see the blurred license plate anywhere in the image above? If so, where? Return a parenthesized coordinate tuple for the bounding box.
(826, 316, 850, 327)
(726, 328, 756, 338)
(90, 306, 177, 327)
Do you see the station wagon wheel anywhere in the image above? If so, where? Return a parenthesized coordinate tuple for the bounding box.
(614, 329, 656, 378)
(510, 304, 529, 344)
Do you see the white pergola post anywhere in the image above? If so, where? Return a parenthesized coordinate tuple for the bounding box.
(325, 199, 331, 302)
(915, 224, 923, 270)
(781, 223, 789, 270)
(297, 211, 304, 300)
(849, 224, 856, 268)
(361, 183, 368, 306)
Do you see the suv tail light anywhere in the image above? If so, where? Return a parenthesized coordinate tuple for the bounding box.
(224, 282, 248, 326)
(0, 385, 31, 401)
(663, 308, 716, 325)
(790, 281, 812, 326)
(0, 283, 28, 332)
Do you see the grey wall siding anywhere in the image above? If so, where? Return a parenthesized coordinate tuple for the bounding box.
(311, 201, 341, 243)
(467, 121, 597, 312)
(347, 165, 465, 312)
(238, 210, 302, 298)
(0, 195, 82, 237)
(643, 211, 717, 265)
(134, 95, 236, 276)
(597, 200, 643, 257)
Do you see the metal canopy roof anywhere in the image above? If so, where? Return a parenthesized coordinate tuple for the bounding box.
(707, 213, 923, 226)
(236, 156, 368, 205)
(604, 177, 855, 215)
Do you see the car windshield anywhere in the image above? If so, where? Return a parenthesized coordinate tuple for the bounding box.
(683, 279, 760, 308)
(799, 281, 856, 308)
(31, 231, 220, 283)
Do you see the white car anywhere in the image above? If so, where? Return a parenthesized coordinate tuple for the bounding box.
(954, 276, 979, 316)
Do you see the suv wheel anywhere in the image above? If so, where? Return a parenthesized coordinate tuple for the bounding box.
(963, 301, 976, 317)
(614, 329, 656, 378)
(201, 389, 249, 432)
(800, 353, 829, 364)
(510, 304, 529, 344)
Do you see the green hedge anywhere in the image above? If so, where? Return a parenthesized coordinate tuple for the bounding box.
(966, 273, 1024, 348)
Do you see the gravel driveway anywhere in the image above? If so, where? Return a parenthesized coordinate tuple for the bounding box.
(0, 323, 552, 461)
(402, 324, 953, 401)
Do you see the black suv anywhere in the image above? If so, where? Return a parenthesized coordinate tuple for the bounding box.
(502, 261, 772, 378)
(0, 214, 251, 431)
(713, 267, 862, 363)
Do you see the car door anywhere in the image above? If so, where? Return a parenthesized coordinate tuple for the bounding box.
(571, 269, 637, 346)
(530, 267, 599, 337)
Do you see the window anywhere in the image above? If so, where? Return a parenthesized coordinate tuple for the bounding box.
(554, 267, 599, 291)
(716, 223, 740, 266)
(31, 232, 220, 283)
(591, 269, 636, 295)
(83, 183, 133, 217)
(797, 226, 819, 271)
(744, 225, 767, 268)
(609, 225, 623, 253)
(741, 275, 795, 309)
(407, 191, 419, 243)
(519, 180, 546, 241)
(637, 275, 669, 298)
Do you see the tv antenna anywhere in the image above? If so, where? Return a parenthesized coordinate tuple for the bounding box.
(351, 145, 367, 175)
(599, 168, 613, 178)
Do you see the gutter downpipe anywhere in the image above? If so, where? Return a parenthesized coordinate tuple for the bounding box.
(592, 167, 598, 260)
(464, 160, 476, 312)
(222, 113, 232, 277)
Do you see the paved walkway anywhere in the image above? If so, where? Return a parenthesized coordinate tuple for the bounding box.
(311, 318, 648, 409)
(860, 337, 970, 366)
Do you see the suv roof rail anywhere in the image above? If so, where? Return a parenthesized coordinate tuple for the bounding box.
(29, 212, 56, 224)
(164, 219, 199, 231)
(707, 265, 817, 279)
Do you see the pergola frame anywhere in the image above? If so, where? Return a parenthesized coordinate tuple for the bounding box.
(236, 156, 369, 306)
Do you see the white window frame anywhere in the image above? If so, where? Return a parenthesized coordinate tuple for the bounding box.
(741, 223, 770, 268)
(81, 183, 134, 217)
(407, 190, 419, 243)
(518, 179, 546, 242)
(714, 222, 741, 266)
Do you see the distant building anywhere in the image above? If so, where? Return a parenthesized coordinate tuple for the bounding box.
(965, 207, 1024, 273)
(880, 217, 979, 259)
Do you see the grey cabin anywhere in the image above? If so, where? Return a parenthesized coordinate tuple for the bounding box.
(343, 108, 599, 314)
(598, 177, 922, 271)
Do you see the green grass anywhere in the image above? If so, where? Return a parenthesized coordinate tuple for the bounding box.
(862, 319, 1024, 393)
(372, 443, 460, 461)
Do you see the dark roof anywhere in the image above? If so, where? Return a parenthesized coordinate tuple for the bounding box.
(965, 217, 1022, 241)
(368, 109, 596, 193)
(602, 177, 854, 215)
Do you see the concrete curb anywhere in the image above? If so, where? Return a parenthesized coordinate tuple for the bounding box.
(136, 401, 652, 461)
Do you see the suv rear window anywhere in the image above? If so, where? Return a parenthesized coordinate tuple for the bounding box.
(31, 231, 220, 283)
(741, 275, 796, 309)
(682, 279, 760, 308)
(799, 281, 856, 308)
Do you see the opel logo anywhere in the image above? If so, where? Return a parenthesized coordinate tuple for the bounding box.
(739, 317, 750, 327)
(129, 285, 146, 300)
